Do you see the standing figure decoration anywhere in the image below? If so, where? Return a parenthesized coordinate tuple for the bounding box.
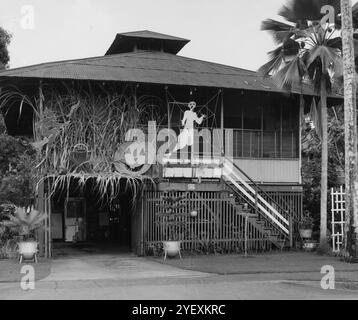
(172, 101, 206, 153)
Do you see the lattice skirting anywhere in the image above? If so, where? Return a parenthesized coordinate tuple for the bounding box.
(139, 189, 302, 255)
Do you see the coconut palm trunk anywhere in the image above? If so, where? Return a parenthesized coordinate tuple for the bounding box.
(320, 77, 328, 246)
(341, 0, 358, 258)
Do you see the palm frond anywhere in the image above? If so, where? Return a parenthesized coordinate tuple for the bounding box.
(0, 207, 45, 236)
(306, 44, 341, 76)
(261, 19, 296, 44)
(258, 39, 301, 77)
(279, 0, 340, 25)
(258, 45, 285, 77)
(326, 37, 342, 50)
(271, 56, 307, 90)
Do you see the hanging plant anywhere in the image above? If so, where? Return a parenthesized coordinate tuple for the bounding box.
(0, 85, 165, 200)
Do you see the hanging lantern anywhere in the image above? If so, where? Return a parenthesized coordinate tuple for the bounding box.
(190, 210, 198, 217)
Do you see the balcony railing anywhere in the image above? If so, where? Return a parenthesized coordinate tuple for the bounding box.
(132, 125, 299, 161)
(231, 129, 298, 159)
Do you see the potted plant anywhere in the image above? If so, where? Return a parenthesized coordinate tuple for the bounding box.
(156, 195, 192, 259)
(299, 211, 314, 239)
(0, 205, 45, 263)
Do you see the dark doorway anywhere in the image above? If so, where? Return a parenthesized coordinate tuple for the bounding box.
(51, 179, 133, 252)
(108, 192, 132, 246)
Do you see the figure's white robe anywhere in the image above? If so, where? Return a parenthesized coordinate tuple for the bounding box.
(174, 110, 204, 151)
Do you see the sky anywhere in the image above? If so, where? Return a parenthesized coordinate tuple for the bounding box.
(1, 0, 358, 72)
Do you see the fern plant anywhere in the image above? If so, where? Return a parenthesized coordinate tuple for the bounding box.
(0, 205, 45, 241)
(156, 195, 191, 241)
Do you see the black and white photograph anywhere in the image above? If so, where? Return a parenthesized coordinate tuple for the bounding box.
(0, 0, 358, 304)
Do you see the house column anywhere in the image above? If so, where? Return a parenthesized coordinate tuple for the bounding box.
(165, 86, 170, 130)
(220, 89, 224, 157)
(37, 182, 45, 257)
(39, 79, 44, 117)
(37, 79, 46, 257)
(299, 93, 304, 185)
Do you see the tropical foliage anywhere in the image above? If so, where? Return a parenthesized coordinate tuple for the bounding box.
(302, 105, 344, 232)
(0, 26, 11, 69)
(156, 195, 191, 241)
(0, 114, 36, 207)
(300, 210, 315, 229)
(259, 0, 345, 246)
(0, 85, 165, 200)
(0, 205, 45, 241)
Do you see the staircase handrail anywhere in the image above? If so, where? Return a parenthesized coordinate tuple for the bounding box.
(223, 157, 296, 222)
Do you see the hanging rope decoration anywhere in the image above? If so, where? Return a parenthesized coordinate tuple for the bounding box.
(166, 89, 221, 130)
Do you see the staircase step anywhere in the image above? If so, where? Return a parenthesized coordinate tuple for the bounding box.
(236, 212, 256, 219)
(273, 239, 287, 246)
(269, 232, 280, 237)
(227, 200, 236, 206)
(223, 164, 291, 251)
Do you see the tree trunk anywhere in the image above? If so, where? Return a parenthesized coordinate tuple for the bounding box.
(341, 0, 358, 259)
(299, 93, 304, 186)
(320, 77, 328, 247)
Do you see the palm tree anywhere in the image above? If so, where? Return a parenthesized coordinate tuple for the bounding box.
(341, 0, 358, 259)
(0, 206, 45, 241)
(259, 0, 343, 247)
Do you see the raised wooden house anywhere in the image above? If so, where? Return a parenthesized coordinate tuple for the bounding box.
(0, 31, 340, 256)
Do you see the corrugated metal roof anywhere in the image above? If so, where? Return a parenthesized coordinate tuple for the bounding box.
(0, 50, 340, 97)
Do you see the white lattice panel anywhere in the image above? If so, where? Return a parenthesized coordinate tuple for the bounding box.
(331, 186, 345, 253)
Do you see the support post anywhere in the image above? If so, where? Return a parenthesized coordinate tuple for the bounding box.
(37, 79, 46, 257)
(44, 191, 48, 259)
(220, 90, 224, 157)
(289, 214, 293, 249)
(341, 0, 358, 259)
(255, 191, 258, 220)
(48, 194, 52, 258)
(299, 94, 304, 185)
(165, 86, 170, 131)
(37, 180, 45, 257)
(280, 104, 283, 158)
(244, 214, 248, 257)
(141, 195, 145, 256)
(39, 79, 43, 118)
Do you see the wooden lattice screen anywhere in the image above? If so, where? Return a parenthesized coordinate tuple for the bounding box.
(331, 186, 345, 253)
(143, 190, 272, 254)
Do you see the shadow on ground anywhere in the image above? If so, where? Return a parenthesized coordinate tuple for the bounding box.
(53, 242, 131, 258)
(150, 251, 358, 276)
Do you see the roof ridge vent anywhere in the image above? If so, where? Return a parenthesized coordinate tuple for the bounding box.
(105, 30, 190, 55)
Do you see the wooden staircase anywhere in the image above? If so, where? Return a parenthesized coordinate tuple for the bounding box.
(156, 155, 295, 251)
(224, 196, 288, 250)
(222, 158, 293, 250)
